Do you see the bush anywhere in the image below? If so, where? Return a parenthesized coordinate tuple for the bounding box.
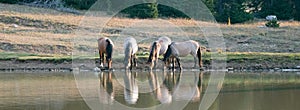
(265, 20, 280, 28)
(121, 3, 158, 19)
(63, 0, 96, 10)
(0, 0, 19, 4)
(157, 4, 189, 18)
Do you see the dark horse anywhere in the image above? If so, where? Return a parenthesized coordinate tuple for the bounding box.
(163, 40, 202, 70)
(98, 37, 114, 69)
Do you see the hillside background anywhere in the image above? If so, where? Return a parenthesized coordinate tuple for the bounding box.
(0, 0, 299, 69)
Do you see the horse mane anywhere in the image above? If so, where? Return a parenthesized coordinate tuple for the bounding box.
(106, 39, 113, 60)
(147, 42, 157, 63)
(162, 44, 172, 62)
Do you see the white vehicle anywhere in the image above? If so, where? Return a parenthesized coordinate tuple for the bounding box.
(266, 15, 277, 21)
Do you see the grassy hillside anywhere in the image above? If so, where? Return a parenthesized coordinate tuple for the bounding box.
(0, 3, 299, 69)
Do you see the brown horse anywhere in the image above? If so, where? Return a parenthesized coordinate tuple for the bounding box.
(163, 40, 202, 70)
(98, 37, 114, 69)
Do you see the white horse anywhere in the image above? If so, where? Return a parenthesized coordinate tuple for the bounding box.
(123, 37, 138, 70)
(163, 40, 202, 70)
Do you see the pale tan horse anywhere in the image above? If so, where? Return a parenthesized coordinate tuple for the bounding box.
(98, 37, 114, 69)
(163, 40, 202, 70)
(147, 36, 172, 69)
(123, 37, 138, 70)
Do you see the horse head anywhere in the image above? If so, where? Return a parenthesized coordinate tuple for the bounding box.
(146, 42, 160, 68)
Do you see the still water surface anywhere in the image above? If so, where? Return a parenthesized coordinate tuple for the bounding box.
(0, 71, 299, 110)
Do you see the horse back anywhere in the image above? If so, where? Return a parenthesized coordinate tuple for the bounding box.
(158, 37, 171, 55)
(124, 37, 138, 55)
(171, 40, 199, 57)
(98, 37, 114, 53)
(98, 37, 107, 52)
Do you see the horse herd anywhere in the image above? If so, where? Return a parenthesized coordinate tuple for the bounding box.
(97, 36, 203, 70)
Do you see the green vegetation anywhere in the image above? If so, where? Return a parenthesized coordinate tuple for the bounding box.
(219, 72, 300, 92)
(121, 3, 158, 19)
(258, 0, 295, 20)
(265, 20, 280, 28)
(214, 0, 254, 24)
(1, 0, 300, 23)
(0, 52, 72, 62)
(0, 52, 37, 60)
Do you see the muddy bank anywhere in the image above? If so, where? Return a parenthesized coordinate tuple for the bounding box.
(0, 58, 299, 72)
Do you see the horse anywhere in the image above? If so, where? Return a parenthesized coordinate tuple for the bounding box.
(147, 36, 172, 69)
(162, 40, 202, 70)
(98, 37, 114, 69)
(123, 37, 138, 70)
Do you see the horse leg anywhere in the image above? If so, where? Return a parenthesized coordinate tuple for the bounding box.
(102, 53, 105, 66)
(176, 57, 182, 70)
(154, 53, 158, 69)
(133, 54, 137, 67)
(130, 55, 133, 70)
(193, 56, 197, 68)
(99, 52, 104, 67)
(171, 58, 175, 70)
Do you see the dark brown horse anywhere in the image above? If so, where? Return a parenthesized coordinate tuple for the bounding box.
(98, 37, 114, 69)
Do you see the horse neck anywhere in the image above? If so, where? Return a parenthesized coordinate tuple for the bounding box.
(106, 43, 113, 59)
(124, 43, 132, 64)
(162, 45, 172, 61)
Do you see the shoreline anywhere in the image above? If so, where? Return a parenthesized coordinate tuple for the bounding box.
(0, 59, 299, 72)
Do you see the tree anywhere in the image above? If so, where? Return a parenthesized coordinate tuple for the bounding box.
(202, 0, 217, 15)
(215, 0, 253, 24)
(259, 0, 294, 20)
(295, 0, 300, 21)
(120, 2, 158, 19)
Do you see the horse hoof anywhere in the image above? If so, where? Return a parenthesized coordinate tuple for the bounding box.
(199, 67, 204, 71)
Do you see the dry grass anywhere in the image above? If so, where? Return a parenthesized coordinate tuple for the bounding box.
(0, 3, 300, 56)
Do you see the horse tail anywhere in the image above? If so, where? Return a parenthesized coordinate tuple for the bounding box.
(106, 39, 113, 60)
(147, 42, 157, 63)
(197, 47, 202, 67)
(163, 44, 172, 62)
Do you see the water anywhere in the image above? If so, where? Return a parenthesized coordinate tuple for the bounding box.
(0, 71, 300, 110)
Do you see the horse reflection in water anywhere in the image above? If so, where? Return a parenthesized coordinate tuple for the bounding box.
(98, 71, 114, 104)
(148, 70, 203, 104)
(124, 70, 139, 104)
(173, 71, 203, 102)
(148, 70, 181, 104)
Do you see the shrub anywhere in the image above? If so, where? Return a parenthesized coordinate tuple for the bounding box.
(121, 3, 158, 19)
(265, 20, 280, 28)
(0, 0, 19, 4)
